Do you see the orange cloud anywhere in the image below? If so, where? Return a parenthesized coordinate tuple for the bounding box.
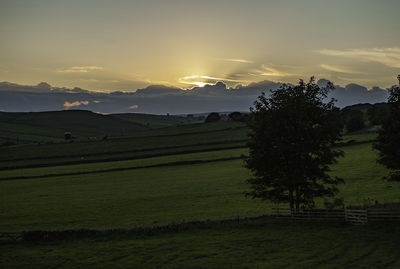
(63, 100, 89, 109)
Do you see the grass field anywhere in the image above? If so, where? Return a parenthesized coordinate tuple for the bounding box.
(1, 222, 399, 268)
(1, 119, 399, 268)
(111, 113, 200, 128)
(0, 110, 199, 145)
(0, 122, 247, 169)
(1, 137, 399, 233)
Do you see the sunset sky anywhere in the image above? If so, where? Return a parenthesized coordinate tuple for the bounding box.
(1, 0, 399, 92)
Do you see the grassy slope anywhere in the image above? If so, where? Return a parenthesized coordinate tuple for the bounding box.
(1, 142, 399, 233)
(0, 110, 205, 144)
(0, 160, 263, 232)
(0, 110, 149, 143)
(0, 148, 247, 179)
(1, 123, 374, 170)
(0, 122, 246, 162)
(1, 222, 399, 268)
(111, 113, 199, 128)
(333, 143, 400, 205)
(1, 124, 399, 268)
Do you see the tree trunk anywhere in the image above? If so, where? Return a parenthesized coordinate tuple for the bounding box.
(295, 186, 300, 213)
(289, 189, 294, 213)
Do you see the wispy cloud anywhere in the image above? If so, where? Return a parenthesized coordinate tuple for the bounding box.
(257, 65, 293, 77)
(320, 64, 362, 74)
(337, 76, 376, 83)
(218, 58, 254, 64)
(317, 48, 400, 68)
(58, 66, 103, 73)
(63, 100, 89, 109)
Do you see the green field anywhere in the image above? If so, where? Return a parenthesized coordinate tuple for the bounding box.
(1, 141, 399, 234)
(0, 110, 198, 144)
(1, 221, 399, 269)
(1, 118, 399, 268)
(111, 112, 201, 128)
(0, 121, 247, 169)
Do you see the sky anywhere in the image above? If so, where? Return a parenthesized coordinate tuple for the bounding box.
(0, 0, 400, 92)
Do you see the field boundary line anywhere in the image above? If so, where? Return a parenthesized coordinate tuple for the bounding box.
(0, 139, 247, 163)
(0, 145, 247, 171)
(0, 157, 243, 181)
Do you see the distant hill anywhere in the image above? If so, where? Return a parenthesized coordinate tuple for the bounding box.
(111, 113, 199, 128)
(0, 110, 194, 145)
(342, 102, 387, 110)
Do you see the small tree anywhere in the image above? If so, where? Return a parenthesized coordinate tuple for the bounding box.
(345, 113, 365, 132)
(205, 112, 221, 123)
(228, 112, 243, 121)
(228, 112, 250, 122)
(367, 104, 389, 126)
(245, 78, 344, 212)
(373, 82, 400, 181)
(341, 107, 365, 132)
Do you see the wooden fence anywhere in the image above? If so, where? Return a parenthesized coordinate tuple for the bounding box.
(272, 205, 400, 225)
(272, 208, 345, 222)
(367, 207, 400, 222)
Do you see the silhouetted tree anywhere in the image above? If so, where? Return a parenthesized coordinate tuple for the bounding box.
(373, 84, 400, 181)
(341, 108, 365, 132)
(245, 78, 344, 212)
(367, 104, 389, 126)
(228, 111, 242, 121)
(205, 112, 221, 123)
(346, 117, 365, 132)
(228, 111, 250, 122)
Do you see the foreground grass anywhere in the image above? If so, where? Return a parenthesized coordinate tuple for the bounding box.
(1, 221, 399, 268)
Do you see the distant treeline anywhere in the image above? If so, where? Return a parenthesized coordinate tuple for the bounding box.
(210, 103, 389, 133)
(340, 103, 389, 132)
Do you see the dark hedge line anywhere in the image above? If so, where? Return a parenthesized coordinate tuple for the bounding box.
(21, 215, 278, 241)
(0, 156, 243, 181)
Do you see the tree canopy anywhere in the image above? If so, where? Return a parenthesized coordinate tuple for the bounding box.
(205, 112, 221, 123)
(245, 77, 344, 212)
(373, 83, 400, 181)
(341, 108, 365, 132)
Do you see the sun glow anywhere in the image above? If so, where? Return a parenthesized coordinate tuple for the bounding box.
(178, 75, 240, 88)
(188, 81, 209, 87)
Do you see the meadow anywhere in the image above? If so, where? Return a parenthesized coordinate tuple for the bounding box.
(1, 116, 399, 268)
(1, 221, 399, 269)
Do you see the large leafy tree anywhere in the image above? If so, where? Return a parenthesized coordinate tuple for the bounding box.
(373, 82, 400, 181)
(245, 78, 344, 212)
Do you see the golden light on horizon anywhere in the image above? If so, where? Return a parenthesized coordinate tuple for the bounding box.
(0, 1, 399, 91)
(178, 75, 241, 88)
